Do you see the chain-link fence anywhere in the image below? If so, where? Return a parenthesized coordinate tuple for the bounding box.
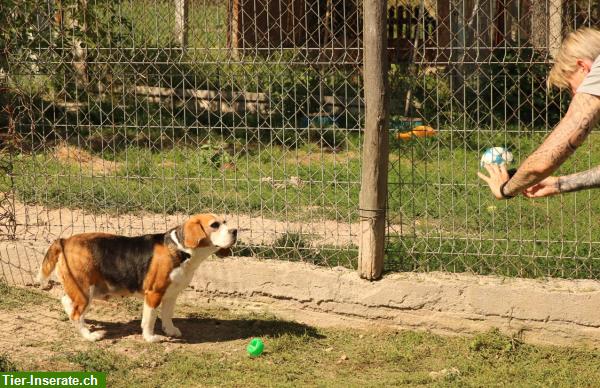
(1, 0, 600, 286)
(387, 0, 600, 278)
(0, 0, 364, 286)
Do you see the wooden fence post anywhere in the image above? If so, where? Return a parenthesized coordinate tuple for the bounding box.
(175, 0, 189, 47)
(548, 0, 562, 58)
(530, 0, 562, 58)
(358, 0, 389, 280)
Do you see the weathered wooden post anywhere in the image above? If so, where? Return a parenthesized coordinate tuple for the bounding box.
(358, 0, 389, 280)
(175, 0, 189, 47)
(531, 0, 562, 57)
(548, 0, 562, 58)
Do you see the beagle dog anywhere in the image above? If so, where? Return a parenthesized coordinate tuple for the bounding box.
(37, 214, 237, 342)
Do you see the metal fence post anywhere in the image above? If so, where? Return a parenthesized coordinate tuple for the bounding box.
(358, 0, 389, 281)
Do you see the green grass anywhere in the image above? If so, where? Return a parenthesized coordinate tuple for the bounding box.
(7, 140, 362, 220)
(67, 331, 600, 386)
(386, 236, 600, 278)
(0, 281, 54, 311)
(6, 129, 600, 278)
(121, 0, 227, 50)
(66, 349, 131, 373)
(235, 233, 358, 269)
(8, 314, 600, 387)
(386, 130, 600, 278)
(0, 354, 17, 372)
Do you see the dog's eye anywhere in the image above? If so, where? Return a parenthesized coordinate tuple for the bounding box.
(210, 222, 220, 229)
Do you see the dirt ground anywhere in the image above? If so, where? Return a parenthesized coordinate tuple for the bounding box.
(54, 144, 122, 174)
(8, 199, 361, 246)
(0, 195, 364, 369)
(0, 284, 283, 371)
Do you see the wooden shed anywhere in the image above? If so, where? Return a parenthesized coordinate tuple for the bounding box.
(226, 0, 361, 54)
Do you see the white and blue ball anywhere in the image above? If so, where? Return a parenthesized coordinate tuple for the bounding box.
(480, 147, 514, 167)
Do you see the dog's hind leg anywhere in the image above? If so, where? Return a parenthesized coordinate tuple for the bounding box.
(76, 286, 105, 341)
(62, 282, 105, 341)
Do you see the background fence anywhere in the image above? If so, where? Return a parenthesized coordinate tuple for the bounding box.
(1, 0, 600, 286)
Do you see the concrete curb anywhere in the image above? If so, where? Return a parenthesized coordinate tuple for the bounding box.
(188, 257, 600, 348)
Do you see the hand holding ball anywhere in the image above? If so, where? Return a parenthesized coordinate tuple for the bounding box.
(480, 147, 514, 168)
(478, 147, 518, 200)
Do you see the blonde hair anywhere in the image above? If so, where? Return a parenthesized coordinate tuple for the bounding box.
(548, 27, 600, 89)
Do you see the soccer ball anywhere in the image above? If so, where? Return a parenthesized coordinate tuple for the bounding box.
(480, 147, 514, 167)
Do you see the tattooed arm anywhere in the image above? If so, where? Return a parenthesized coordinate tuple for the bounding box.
(559, 167, 600, 192)
(479, 93, 600, 199)
(523, 166, 600, 197)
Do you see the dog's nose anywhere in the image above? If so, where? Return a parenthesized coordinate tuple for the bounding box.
(231, 228, 238, 238)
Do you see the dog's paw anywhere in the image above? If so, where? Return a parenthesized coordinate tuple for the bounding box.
(81, 329, 105, 342)
(143, 333, 163, 343)
(162, 325, 182, 337)
(88, 330, 106, 342)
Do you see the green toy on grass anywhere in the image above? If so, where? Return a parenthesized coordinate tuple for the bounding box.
(246, 338, 264, 357)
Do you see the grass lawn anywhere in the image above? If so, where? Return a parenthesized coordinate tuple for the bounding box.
(1, 282, 600, 387)
(6, 135, 361, 220)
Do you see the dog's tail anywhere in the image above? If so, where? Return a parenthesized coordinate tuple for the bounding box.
(37, 238, 64, 288)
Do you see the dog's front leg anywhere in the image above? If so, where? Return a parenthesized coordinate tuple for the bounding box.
(160, 298, 182, 337)
(142, 292, 163, 342)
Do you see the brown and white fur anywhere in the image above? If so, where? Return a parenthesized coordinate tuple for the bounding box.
(37, 214, 237, 342)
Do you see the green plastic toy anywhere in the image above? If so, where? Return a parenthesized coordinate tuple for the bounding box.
(246, 338, 264, 357)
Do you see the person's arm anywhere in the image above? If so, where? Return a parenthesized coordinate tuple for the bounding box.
(523, 166, 600, 198)
(558, 167, 600, 193)
(503, 93, 600, 196)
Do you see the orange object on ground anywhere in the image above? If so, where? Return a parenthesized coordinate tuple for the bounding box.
(396, 125, 437, 140)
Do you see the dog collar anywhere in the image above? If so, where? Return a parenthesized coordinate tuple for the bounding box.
(170, 229, 193, 258)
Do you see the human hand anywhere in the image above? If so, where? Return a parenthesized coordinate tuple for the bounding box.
(477, 163, 512, 200)
(523, 176, 560, 198)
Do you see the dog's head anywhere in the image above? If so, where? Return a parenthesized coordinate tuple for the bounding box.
(181, 213, 237, 255)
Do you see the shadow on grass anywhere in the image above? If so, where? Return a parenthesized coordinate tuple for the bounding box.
(86, 316, 324, 343)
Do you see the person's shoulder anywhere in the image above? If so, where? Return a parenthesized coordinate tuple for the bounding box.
(576, 55, 600, 96)
(585, 55, 600, 78)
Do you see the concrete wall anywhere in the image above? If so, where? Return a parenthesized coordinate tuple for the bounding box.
(188, 257, 600, 348)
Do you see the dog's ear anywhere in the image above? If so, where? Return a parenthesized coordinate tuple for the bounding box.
(183, 219, 210, 249)
(215, 247, 231, 257)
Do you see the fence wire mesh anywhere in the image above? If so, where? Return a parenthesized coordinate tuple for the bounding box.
(1, 0, 599, 286)
(0, 0, 363, 286)
(386, 0, 600, 278)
